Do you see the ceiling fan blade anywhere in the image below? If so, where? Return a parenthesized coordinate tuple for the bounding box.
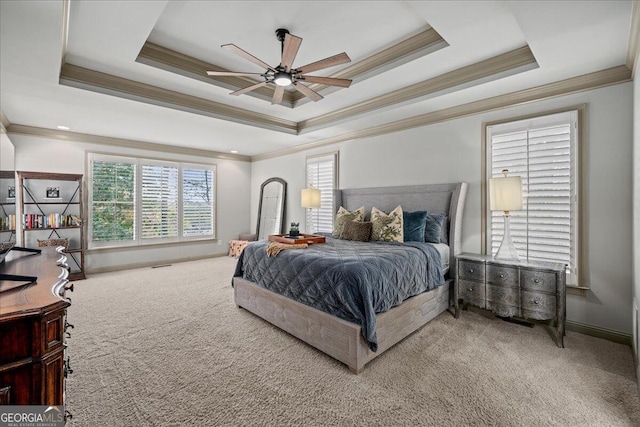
(293, 82, 323, 102)
(281, 33, 303, 72)
(296, 52, 351, 74)
(230, 81, 268, 96)
(222, 44, 274, 71)
(207, 71, 264, 77)
(298, 75, 352, 88)
(272, 85, 285, 105)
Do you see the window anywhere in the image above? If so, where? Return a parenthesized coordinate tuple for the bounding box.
(485, 109, 580, 287)
(89, 153, 215, 248)
(305, 152, 338, 234)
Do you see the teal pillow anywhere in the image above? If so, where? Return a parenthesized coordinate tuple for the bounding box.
(424, 213, 446, 244)
(403, 211, 428, 242)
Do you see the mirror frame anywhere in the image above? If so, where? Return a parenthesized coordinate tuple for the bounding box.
(256, 177, 287, 240)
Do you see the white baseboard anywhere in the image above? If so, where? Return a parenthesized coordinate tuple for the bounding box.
(86, 252, 229, 275)
(565, 320, 632, 346)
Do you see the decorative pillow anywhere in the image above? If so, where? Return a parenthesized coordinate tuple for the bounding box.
(332, 206, 365, 238)
(424, 213, 445, 244)
(439, 215, 449, 244)
(37, 238, 70, 249)
(341, 220, 372, 242)
(370, 206, 404, 242)
(403, 211, 428, 242)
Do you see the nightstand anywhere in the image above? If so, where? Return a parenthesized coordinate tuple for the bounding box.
(455, 253, 567, 347)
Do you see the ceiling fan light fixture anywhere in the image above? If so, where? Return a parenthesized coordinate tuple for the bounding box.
(274, 71, 292, 87)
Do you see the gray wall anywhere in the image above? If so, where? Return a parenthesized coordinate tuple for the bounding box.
(252, 82, 634, 335)
(11, 133, 252, 272)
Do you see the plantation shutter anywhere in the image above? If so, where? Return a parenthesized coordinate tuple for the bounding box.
(182, 166, 215, 238)
(141, 163, 179, 239)
(90, 156, 136, 243)
(306, 153, 337, 234)
(488, 111, 577, 285)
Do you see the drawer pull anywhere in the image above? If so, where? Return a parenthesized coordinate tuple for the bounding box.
(533, 298, 543, 305)
(534, 279, 540, 284)
(499, 274, 505, 278)
(468, 287, 474, 292)
(469, 269, 474, 273)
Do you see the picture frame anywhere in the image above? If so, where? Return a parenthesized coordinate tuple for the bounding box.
(46, 187, 60, 199)
(7, 186, 15, 199)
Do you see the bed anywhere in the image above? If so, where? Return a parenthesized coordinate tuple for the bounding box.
(233, 182, 468, 373)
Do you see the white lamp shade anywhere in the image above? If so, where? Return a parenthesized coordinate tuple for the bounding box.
(301, 188, 321, 208)
(490, 176, 522, 211)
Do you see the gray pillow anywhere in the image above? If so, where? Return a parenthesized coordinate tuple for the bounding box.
(341, 221, 372, 242)
(424, 214, 446, 244)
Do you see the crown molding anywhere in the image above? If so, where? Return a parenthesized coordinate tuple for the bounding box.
(252, 65, 631, 161)
(627, 0, 640, 78)
(291, 27, 448, 105)
(137, 42, 285, 106)
(63, 45, 537, 137)
(59, 63, 298, 134)
(298, 46, 537, 133)
(136, 27, 447, 109)
(6, 124, 252, 162)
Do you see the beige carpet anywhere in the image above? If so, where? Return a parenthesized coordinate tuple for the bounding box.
(65, 257, 640, 426)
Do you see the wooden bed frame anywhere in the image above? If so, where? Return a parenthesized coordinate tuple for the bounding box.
(233, 182, 468, 373)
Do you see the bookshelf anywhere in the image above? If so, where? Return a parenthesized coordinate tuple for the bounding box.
(0, 170, 16, 243)
(18, 171, 85, 280)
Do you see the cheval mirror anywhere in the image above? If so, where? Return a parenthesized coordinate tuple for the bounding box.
(256, 177, 287, 240)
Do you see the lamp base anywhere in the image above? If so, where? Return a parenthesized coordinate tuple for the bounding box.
(495, 214, 520, 261)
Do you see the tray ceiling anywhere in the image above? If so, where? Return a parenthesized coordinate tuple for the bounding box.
(0, 1, 635, 158)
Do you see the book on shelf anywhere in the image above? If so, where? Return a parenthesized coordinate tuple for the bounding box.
(22, 213, 81, 229)
(1, 215, 16, 231)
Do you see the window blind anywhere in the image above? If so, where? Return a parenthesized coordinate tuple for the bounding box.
(306, 153, 337, 234)
(488, 111, 577, 285)
(182, 167, 215, 238)
(141, 163, 179, 239)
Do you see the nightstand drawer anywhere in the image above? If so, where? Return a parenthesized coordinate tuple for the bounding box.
(486, 264, 519, 287)
(486, 284, 520, 317)
(521, 269, 556, 293)
(458, 260, 484, 281)
(521, 290, 556, 320)
(459, 279, 485, 309)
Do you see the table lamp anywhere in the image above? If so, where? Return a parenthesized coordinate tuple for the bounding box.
(301, 187, 321, 234)
(490, 169, 522, 261)
(301, 187, 321, 209)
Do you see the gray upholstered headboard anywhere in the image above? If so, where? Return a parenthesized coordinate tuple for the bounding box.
(334, 183, 468, 278)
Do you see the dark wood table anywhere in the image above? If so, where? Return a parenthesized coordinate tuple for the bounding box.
(0, 247, 72, 405)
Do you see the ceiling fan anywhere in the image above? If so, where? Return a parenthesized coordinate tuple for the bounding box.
(207, 28, 352, 105)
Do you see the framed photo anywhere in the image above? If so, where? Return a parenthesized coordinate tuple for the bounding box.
(7, 186, 15, 199)
(46, 187, 60, 199)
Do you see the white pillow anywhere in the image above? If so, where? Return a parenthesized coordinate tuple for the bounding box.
(370, 206, 404, 242)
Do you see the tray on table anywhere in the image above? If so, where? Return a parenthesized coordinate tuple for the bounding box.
(268, 234, 326, 245)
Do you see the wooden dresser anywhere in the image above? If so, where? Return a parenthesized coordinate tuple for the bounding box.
(0, 246, 73, 407)
(455, 253, 566, 347)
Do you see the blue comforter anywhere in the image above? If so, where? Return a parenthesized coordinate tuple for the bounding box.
(233, 237, 445, 352)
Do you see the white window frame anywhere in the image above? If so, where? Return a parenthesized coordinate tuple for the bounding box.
(305, 152, 339, 234)
(88, 153, 216, 249)
(482, 107, 584, 289)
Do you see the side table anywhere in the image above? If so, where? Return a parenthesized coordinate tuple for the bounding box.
(455, 253, 567, 347)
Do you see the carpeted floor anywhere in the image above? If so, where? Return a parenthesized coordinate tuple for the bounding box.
(65, 256, 640, 426)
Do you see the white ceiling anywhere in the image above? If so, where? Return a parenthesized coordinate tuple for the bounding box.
(0, 1, 634, 157)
